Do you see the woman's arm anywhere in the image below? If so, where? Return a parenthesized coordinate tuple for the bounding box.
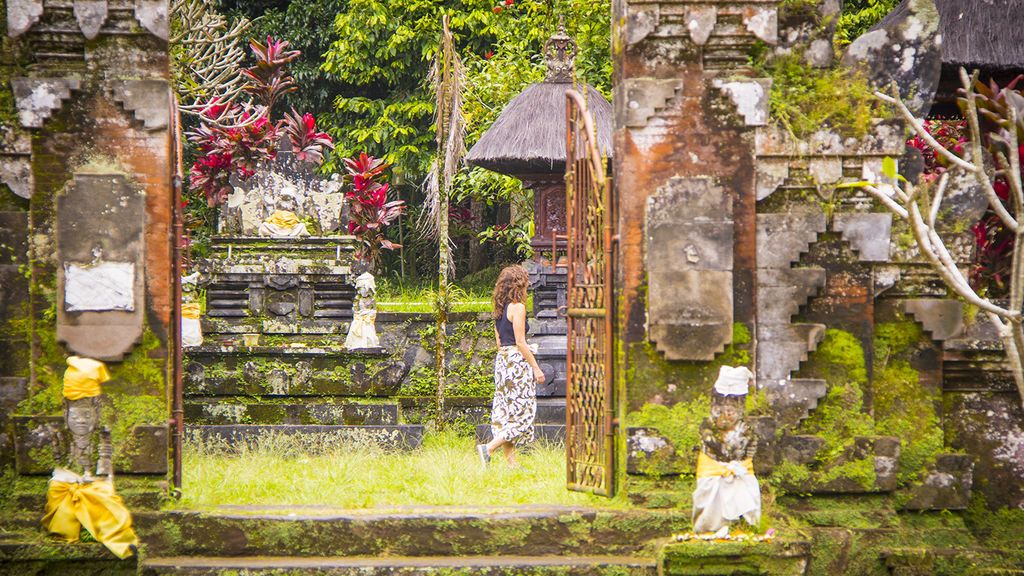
(508, 302, 544, 383)
(494, 327, 501, 349)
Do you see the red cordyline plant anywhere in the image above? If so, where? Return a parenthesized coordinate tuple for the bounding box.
(187, 36, 334, 207)
(343, 153, 405, 266)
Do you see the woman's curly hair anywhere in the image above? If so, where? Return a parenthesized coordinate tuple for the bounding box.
(492, 265, 529, 320)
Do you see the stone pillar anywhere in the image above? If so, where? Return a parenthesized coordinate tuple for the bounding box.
(4, 0, 173, 478)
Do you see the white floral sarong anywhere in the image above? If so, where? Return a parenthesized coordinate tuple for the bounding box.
(491, 346, 536, 445)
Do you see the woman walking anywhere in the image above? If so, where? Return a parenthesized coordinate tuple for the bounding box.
(478, 265, 544, 467)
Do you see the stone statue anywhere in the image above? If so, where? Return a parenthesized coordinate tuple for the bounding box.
(61, 356, 113, 481)
(345, 267, 379, 349)
(42, 356, 139, 559)
(691, 365, 761, 535)
(258, 189, 309, 237)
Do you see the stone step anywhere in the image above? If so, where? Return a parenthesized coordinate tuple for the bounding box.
(186, 425, 425, 451)
(140, 555, 657, 575)
(136, 507, 687, 558)
(536, 397, 566, 424)
(474, 424, 565, 445)
(184, 399, 399, 425)
(184, 349, 403, 398)
(762, 378, 828, 429)
(397, 397, 566, 426)
(755, 323, 826, 382)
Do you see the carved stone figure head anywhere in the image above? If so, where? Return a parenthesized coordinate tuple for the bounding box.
(65, 396, 100, 470)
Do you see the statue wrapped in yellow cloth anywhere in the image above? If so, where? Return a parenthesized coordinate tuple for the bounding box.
(41, 357, 139, 559)
(691, 365, 761, 535)
(258, 192, 309, 237)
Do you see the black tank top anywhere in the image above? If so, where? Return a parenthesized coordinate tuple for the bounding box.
(496, 302, 528, 346)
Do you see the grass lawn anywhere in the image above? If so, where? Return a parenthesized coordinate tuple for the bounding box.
(174, 429, 622, 510)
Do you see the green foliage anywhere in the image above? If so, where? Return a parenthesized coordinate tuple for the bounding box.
(756, 52, 884, 138)
(319, 0, 611, 202)
(834, 0, 900, 48)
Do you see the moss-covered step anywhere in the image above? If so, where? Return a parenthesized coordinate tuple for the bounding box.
(658, 540, 811, 576)
(396, 397, 564, 427)
(474, 424, 565, 445)
(184, 348, 404, 397)
(135, 507, 689, 558)
(0, 533, 138, 576)
(186, 424, 425, 451)
(140, 554, 658, 575)
(184, 399, 399, 425)
(774, 435, 900, 494)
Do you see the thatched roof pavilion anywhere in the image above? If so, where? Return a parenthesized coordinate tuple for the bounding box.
(466, 23, 613, 252)
(872, 0, 1024, 113)
(466, 25, 613, 176)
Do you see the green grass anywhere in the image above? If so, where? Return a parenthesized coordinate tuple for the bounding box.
(174, 429, 619, 510)
(376, 279, 532, 314)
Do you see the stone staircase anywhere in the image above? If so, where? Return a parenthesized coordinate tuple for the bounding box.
(135, 506, 688, 575)
(184, 236, 425, 450)
(755, 211, 829, 429)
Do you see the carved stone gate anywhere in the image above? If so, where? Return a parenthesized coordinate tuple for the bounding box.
(564, 89, 615, 496)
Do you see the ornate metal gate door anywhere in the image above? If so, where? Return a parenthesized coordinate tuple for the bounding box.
(564, 89, 614, 496)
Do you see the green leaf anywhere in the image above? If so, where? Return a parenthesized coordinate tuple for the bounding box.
(882, 156, 898, 180)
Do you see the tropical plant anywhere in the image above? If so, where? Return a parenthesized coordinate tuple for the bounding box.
(420, 15, 467, 428)
(184, 36, 333, 206)
(343, 153, 406, 265)
(283, 108, 335, 164)
(855, 69, 1024, 409)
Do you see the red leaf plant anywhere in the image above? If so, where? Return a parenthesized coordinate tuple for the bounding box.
(188, 37, 332, 207)
(284, 108, 335, 164)
(911, 75, 1024, 296)
(343, 153, 405, 266)
(240, 37, 301, 113)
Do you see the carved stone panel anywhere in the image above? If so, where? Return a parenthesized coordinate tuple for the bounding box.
(56, 173, 146, 360)
(646, 177, 733, 360)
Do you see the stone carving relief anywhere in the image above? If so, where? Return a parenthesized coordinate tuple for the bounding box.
(73, 0, 108, 40)
(133, 0, 168, 41)
(0, 129, 32, 199)
(623, 78, 683, 128)
(646, 177, 733, 361)
(6, 0, 43, 37)
(712, 79, 771, 126)
(110, 80, 170, 130)
(11, 78, 81, 129)
(56, 173, 146, 361)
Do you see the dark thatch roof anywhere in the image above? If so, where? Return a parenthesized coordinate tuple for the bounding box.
(466, 82, 613, 175)
(873, 0, 1024, 71)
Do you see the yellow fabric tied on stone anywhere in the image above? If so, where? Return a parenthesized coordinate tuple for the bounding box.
(62, 357, 111, 401)
(264, 210, 301, 228)
(42, 477, 139, 559)
(696, 452, 754, 479)
(181, 302, 201, 319)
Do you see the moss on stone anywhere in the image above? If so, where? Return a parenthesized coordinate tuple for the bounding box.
(756, 51, 887, 138)
(797, 329, 873, 461)
(626, 396, 710, 467)
(872, 319, 943, 485)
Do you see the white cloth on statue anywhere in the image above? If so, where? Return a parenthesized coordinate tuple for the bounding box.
(691, 459, 761, 534)
(345, 309, 379, 349)
(713, 365, 754, 396)
(181, 317, 203, 347)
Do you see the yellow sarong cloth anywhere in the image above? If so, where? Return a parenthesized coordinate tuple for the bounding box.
(42, 476, 138, 559)
(264, 210, 301, 227)
(181, 302, 201, 319)
(696, 452, 754, 478)
(63, 357, 111, 401)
